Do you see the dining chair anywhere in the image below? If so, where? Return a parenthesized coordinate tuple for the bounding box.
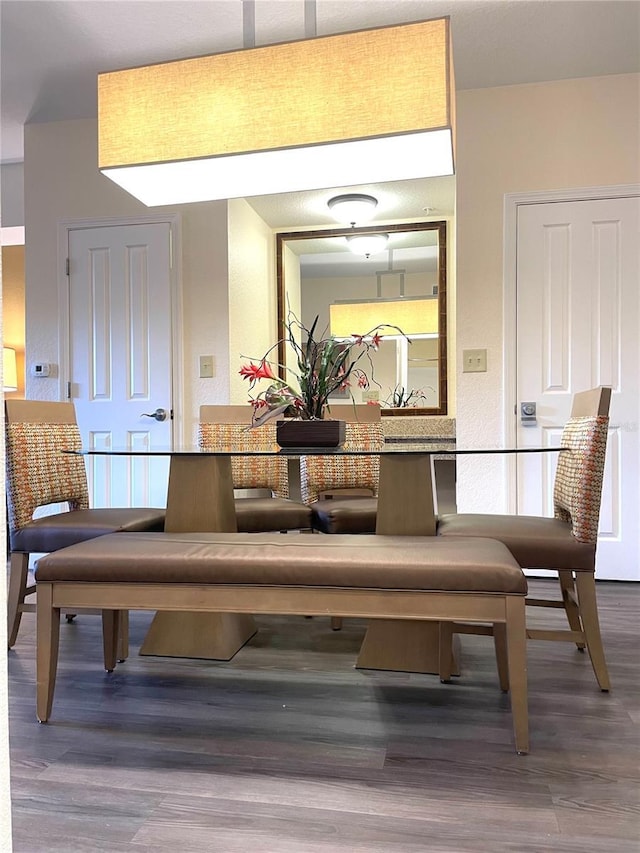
(5, 399, 166, 649)
(437, 386, 612, 690)
(198, 405, 312, 532)
(301, 405, 384, 535)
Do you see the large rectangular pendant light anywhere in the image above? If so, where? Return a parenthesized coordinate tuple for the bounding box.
(98, 17, 455, 206)
(330, 297, 439, 339)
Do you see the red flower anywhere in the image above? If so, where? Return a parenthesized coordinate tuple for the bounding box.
(371, 333, 382, 350)
(239, 360, 275, 382)
(357, 373, 369, 389)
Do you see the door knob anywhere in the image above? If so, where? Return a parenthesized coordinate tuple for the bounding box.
(141, 408, 168, 422)
(520, 402, 537, 426)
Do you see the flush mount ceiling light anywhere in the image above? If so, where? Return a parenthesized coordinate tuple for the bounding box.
(327, 194, 378, 225)
(98, 17, 455, 206)
(346, 233, 389, 256)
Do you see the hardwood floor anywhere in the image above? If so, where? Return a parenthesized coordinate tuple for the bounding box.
(8, 580, 639, 852)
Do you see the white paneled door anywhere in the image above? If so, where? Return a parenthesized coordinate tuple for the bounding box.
(516, 195, 639, 580)
(68, 223, 173, 510)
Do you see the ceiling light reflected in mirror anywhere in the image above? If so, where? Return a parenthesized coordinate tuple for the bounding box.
(346, 233, 389, 256)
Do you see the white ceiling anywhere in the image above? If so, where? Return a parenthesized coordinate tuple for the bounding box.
(1, 0, 638, 229)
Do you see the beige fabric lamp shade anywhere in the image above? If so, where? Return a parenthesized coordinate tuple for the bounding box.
(330, 297, 439, 338)
(98, 17, 455, 205)
(3, 347, 18, 392)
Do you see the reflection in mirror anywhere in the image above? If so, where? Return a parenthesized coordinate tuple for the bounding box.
(276, 221, 447, 416)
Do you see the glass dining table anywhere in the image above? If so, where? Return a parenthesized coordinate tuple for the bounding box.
(68, 443, 565, 671)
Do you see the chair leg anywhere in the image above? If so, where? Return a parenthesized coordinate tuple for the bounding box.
(7, 552, 29, 648)
(117, 610, 129, 661)
(493, 623, 510, 692)
(36, 582, 60, 723)
(505, 597, 529, 755)
(558, 570, 586, 650)
(438, 621, 454, 682)
(102, 610, 121, 672)
(574, 572, 611, 691)
(330, 617, 343, 631)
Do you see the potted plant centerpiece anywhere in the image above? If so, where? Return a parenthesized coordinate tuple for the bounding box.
(240, 311, 405, 448)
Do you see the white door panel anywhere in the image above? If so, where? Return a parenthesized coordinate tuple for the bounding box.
(69, 223, 172, 509)
(516, 196, 639, 580)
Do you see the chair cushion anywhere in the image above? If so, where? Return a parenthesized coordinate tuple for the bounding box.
(234, 498, 312, 533)
(10, 508, 166, 554)
(310, 497, 378, 534)
(437, 513, 596, 572)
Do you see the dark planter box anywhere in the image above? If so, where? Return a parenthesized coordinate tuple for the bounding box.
(276, 419, 346, 449)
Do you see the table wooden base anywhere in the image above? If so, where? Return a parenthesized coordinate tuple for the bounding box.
(139, 612, 257, 660)
(357, 453, 458, 674)
(356, 620, 460, 675)
(139, 453, 256, 660)
(140, 450, 454, 669)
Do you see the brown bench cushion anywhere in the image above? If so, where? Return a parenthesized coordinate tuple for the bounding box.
(36, 532, 526, 594)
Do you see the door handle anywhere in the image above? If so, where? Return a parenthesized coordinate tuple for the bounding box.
(520, 402, 537, 426)
(141, 408, 168, 422)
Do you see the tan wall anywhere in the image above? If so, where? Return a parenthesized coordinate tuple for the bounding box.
(23, 118, 232, 442)
(455, 72, 640, 510)
(20, 74, 639, 501)
(227, 199, 277, 404)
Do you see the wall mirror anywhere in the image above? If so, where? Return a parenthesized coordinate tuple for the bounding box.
(276, 220, 447, 416)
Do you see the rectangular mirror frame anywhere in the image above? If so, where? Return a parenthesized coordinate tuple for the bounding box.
(276, 220, 448, 416)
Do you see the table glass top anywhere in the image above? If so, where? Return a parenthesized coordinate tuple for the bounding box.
(66, 444, 566, 457)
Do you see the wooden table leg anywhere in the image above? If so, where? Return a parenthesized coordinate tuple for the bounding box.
(356, 454, 459, 675)
(139, 455, 257, 659)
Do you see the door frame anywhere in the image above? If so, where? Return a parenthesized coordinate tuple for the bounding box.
(57, 213, 185, 442)
(502, 183, 640, 512)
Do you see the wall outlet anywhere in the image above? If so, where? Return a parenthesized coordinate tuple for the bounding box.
(199, 355, 215, 378)
(362, 389, 379, 402)
(462, 348, 487, 373)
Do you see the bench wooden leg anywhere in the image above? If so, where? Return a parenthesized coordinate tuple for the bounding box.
(102, 610, 121, 672)
(36, 582, 60, 723)
(505, 596, 529, 755)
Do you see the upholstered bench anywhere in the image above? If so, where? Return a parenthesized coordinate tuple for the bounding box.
(35, 532, 529, 753)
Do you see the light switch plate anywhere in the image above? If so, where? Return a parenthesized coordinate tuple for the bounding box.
(199, 355, 215, 378)
(462, 349, 487, 373)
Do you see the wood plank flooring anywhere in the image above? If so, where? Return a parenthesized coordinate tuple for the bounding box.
(8, 580, 640, 852)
